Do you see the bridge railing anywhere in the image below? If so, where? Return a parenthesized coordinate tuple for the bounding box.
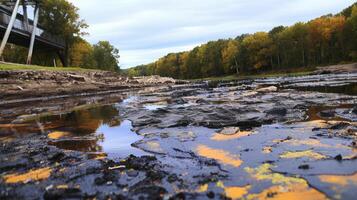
(0, 6, 65, 49)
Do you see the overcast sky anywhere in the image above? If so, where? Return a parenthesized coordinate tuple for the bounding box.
(67, 0, 355, 68)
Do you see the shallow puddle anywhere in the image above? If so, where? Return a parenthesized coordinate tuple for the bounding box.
(3, 104, 148, 159)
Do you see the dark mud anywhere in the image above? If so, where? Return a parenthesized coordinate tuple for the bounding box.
(0, 73, 357, 200)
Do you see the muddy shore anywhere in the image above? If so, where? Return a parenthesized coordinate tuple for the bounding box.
(0, 67, 357, 199)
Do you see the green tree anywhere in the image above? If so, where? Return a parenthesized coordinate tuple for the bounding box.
(92, 41, 120, 71)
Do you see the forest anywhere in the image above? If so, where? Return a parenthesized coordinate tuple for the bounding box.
(2, 0, 120, 71)
(127, 3, 357, 79)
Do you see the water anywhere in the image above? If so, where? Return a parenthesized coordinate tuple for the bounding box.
(31, 104, 147, 158)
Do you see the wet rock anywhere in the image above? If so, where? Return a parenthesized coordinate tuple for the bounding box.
(219, 127, 240, 135)
(44, 187, 82, 200)
(298, 164, 310, 170)
(334, 154, 343, 161)
(207, 191, 215, 199)
(0, 71, 10, 78)
(169, 116, 191, 127)
(126, 155, 157, 170)
(132, 118, 161, 127)
(167, 174, 179, 183)
(352, 106, 357, 115)
(352, 141, 357, 148)
(146, 170, 166, 181)
(131, 185, 167, 199)
(196, 99, 208, 104)
(127, 170, 139, 177)
(319, 110, 335, 118)
(169, 192, 199, 200)
(173, 98, 186, 104)
(266, 107, 287, 116)
(330, 122, 350, 130)
(171, 89, 197, 98)
(48, 152, 66, 162)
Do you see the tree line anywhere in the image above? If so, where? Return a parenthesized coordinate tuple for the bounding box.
(127, 3, 357, 79)
(2, 0, 120, 71)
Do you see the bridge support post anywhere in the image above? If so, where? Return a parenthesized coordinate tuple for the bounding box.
(26, 4, 40, 65)
(0, 0, 21, 60)
(22, 1, 29, 31)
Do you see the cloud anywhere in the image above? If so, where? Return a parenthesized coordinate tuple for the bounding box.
(67, 0, 355, 68)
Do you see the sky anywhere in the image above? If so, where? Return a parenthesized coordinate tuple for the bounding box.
(67, 0, 356, 69)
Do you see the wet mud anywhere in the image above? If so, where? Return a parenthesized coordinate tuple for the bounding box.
(0, 73, 357, 199)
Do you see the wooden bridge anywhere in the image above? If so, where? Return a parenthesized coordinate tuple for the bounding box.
(0, 0, 66, 66)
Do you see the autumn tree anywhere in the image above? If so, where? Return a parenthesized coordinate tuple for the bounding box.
(39, 0, 88, 66)
(241, 32, 273, 71)
(69, 38, 96, 68)
(222, 39, 239, 74)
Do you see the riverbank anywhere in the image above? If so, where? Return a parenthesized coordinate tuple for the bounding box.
(1, 62, 355, 105)
(0, 62, 182, 104)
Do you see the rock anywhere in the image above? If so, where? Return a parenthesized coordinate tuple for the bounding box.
(131, 185, 167, 198)
(334, 154, 343, 161)
(266, 107, 287, 116)
(330, 122, 350, 130)
(352, 107, 357, 115)
(173, 98, 186, 104)
(256, 86, 277, 93)
(127, 170, 139, 177)
(207, 191, 215, 199)
(242, 91, 258, 97)
(69, 74, 86, 82)
(108, 165, 125, 170)
(48, 152, 65, 162)
(44, 187, 82, 200)
(94, 177, 106, 185)
(218, 127, 240, 135)
(319, 110, 335, 118)
(298, 164, 310, 170)
(16, 86, 24, 91)
(352, 141, 357, 148)
(0, 71, 10, 78)
(167, 174, 179, 183)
